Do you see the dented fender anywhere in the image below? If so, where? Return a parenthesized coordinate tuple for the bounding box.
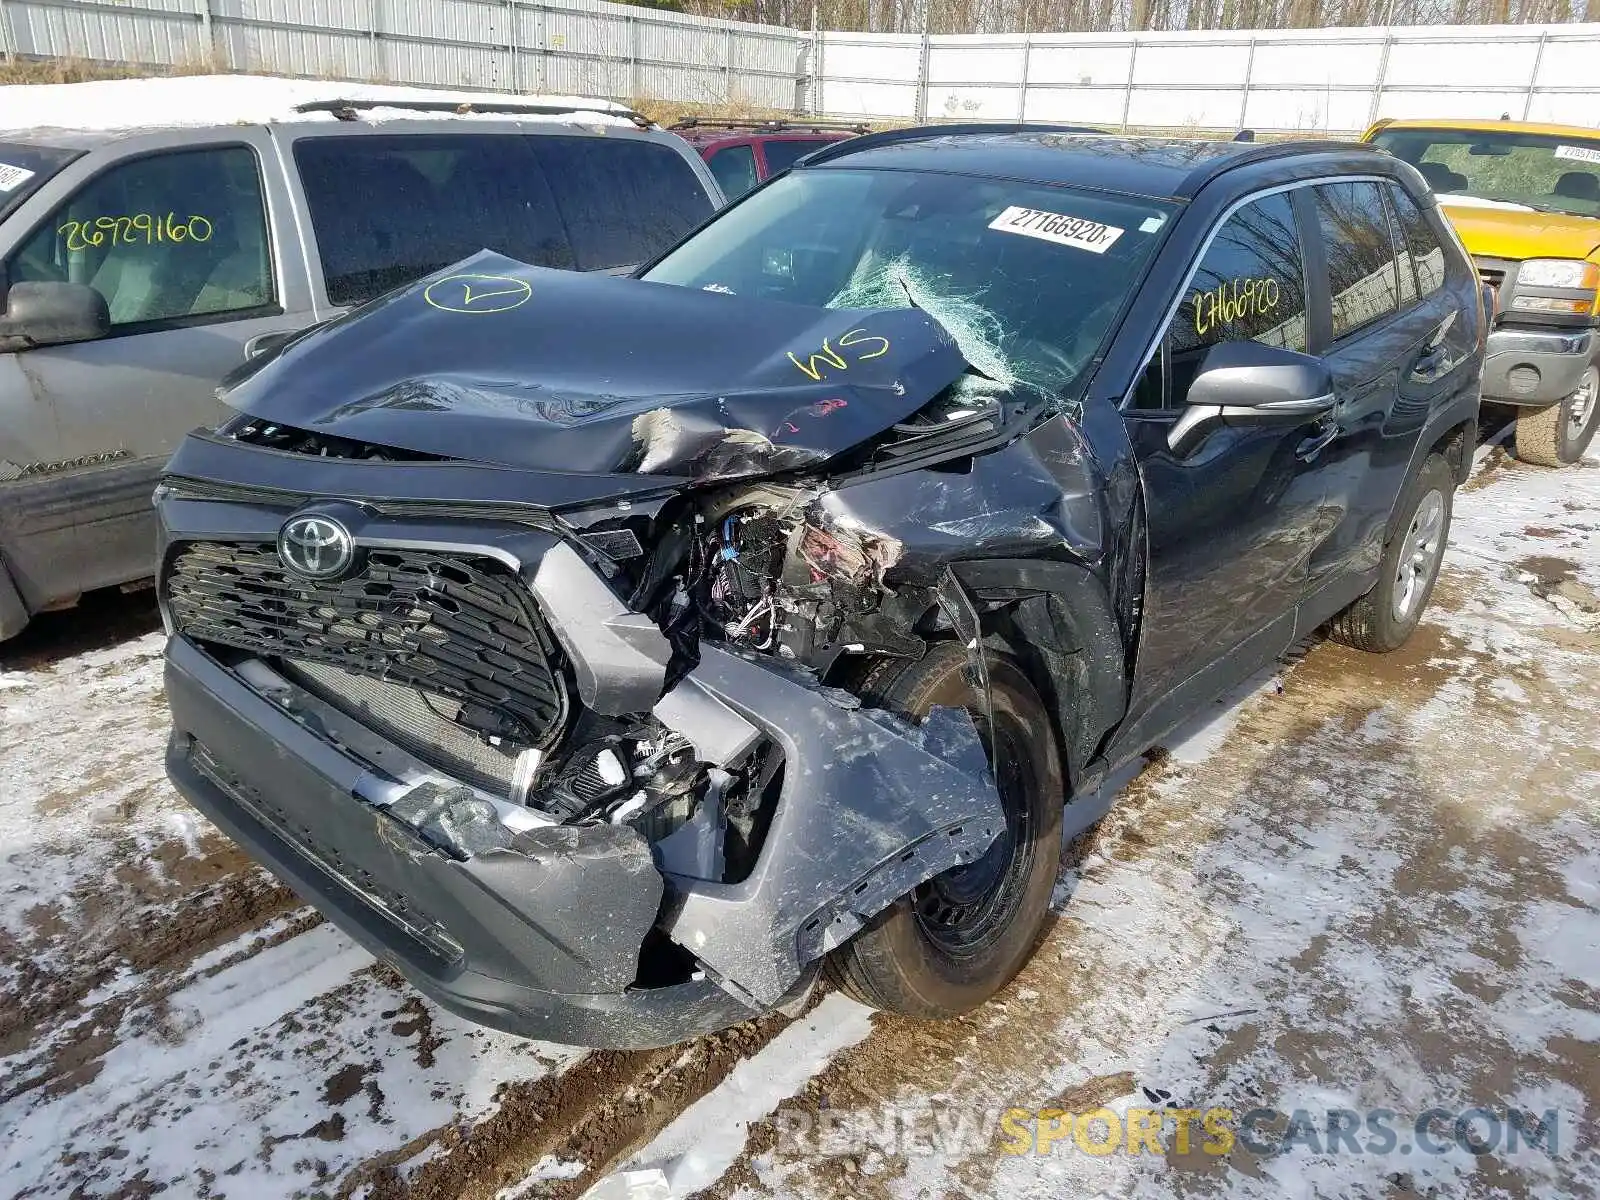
(656, 645, 1006, 1007)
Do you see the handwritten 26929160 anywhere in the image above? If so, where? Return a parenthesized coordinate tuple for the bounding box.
(58, 213, 214, 252)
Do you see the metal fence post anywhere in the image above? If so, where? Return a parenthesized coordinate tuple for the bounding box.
(1238, 36, 1255, 130)
(1367, 34, 1393, 129)
(724, 25, 734, 105)
(1120, 39, 1139, 131)
(629, 14, 640, 101)
(532, 0, 546, 93)
(197, 0, 214, 69)
(508, 0, 523, 94)
(1522, 31, 1548, 121)
(914, 31, 931, 122)
(0, 0, 14, 67)
(1016, 33, 1032, 122)
(368, 0, 387, 83)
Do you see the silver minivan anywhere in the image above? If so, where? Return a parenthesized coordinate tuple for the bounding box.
(0, 95, 721, 642)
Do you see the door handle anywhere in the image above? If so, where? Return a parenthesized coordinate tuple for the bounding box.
(1296, 418, 1339, 461)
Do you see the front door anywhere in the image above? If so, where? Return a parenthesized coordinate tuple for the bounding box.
(2, 131, 312, 600)
(1114, 188, 1337, 754)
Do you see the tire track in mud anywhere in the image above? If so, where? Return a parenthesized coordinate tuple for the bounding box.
(352, 1006, 812, 1200)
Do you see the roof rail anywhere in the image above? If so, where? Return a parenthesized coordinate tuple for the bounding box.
(668, 117, 872, 135)
(293, 97, 652, 128)
(1173, 138, 1382, 196)
(798, 121, 1104, 167)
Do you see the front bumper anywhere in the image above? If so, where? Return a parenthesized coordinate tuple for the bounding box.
(158, 472, 1006, 1047)
(1482, 327, 1595, 407)
(165, 636, 758, 1048)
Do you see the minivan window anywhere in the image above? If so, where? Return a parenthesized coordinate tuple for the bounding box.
(293, 134, 715, 306)
(7, 145, 274, 329)
(643, 167, 1176, 395)
(1314, 180, 1402, 341)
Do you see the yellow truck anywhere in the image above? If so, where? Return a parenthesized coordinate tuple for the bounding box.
(1365, 118, 1600, 467)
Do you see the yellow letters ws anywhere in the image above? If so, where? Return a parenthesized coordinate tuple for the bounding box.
(788, 328, 891, 380)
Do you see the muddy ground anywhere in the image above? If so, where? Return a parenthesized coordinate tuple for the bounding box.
(1, 441, 1596, 1200)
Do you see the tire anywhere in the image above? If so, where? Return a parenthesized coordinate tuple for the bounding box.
(825, 643, 1064, 1018)
(1514, 366, 1600, 468)
(1328, 454, 1454, 653)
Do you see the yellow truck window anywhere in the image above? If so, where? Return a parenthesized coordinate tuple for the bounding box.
(1370, 128, 1600, 219)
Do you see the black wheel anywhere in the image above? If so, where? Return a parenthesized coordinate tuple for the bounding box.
(825, 644, 1064, 1018)
(1328, 454, 1454, 653)
(1514, 366, 1600, 468)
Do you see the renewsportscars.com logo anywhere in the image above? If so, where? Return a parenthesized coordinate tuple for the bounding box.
(996, 1105, 1561, 1158)
(769, 1101, 1563, 1161)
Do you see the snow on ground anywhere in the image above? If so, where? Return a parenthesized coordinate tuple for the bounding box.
(0, 617, 586, 1197)
(578, 445, 1600, 1200)
(2, 441, 1596, 1200)
(1, 75, 637, 136)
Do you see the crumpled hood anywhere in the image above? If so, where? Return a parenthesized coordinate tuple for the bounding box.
(224, 250, 971, 482)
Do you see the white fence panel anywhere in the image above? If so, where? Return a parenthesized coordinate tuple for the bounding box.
(3, 5, 1599, 134)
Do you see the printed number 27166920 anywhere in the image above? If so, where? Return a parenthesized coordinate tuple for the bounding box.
(988, 206, 1125, 254)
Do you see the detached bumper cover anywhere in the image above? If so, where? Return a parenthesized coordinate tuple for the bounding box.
(1482, 327, 1594, 406)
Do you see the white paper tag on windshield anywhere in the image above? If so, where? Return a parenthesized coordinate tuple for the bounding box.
(0, 163, 35, 192)
(989, 206, 1124, 254)
(1554, 144, 1600, 165)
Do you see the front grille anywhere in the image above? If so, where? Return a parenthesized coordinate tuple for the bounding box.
(283, 659, 523, 797)
(1474, 256, 1516, 312)
(166, 542, 569, 748)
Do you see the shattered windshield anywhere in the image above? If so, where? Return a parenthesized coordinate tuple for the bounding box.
(643, 168, 1177, 399)
(1371, 128, 1600, 219)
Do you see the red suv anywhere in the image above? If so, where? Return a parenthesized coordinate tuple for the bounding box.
(669, 118, 869, 199)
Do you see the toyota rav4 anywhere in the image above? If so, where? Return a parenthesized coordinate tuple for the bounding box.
(156, 129, 1485, 1048)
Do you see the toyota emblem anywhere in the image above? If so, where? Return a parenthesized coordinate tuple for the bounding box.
(278, 513, 356, 580)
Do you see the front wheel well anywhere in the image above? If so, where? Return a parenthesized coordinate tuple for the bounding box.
(1429, 418, 1477, 486)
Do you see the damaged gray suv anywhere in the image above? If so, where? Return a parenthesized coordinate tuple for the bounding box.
(157, 128, 1485, 1047)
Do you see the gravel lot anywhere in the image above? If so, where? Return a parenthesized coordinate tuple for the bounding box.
(2, 437, 1596, 1200)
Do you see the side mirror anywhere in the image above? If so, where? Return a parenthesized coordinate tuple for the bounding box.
(1169, 341, 1335, 455)
(0, 281, 110, 352)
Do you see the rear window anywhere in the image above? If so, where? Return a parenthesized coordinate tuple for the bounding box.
(761, 138, 836, 175)
(0, 142, 83, 222)
(293, 133, 714, 306)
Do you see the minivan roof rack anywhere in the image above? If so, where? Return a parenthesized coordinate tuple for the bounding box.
(668, 117, 872, 134)
(293, 97, 652, 128)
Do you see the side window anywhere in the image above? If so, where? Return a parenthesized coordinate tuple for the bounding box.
(761, 139, 828, 175)
(1383, 189, 1420, 309)
(1388, 184, 1448, 300)
(1166, 191, 1309, 402)
(533, 137, 715, 271)
(1313, 181, 1403, 340)
(707, 145, 759, 199)
(7, 146, 273, 329)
